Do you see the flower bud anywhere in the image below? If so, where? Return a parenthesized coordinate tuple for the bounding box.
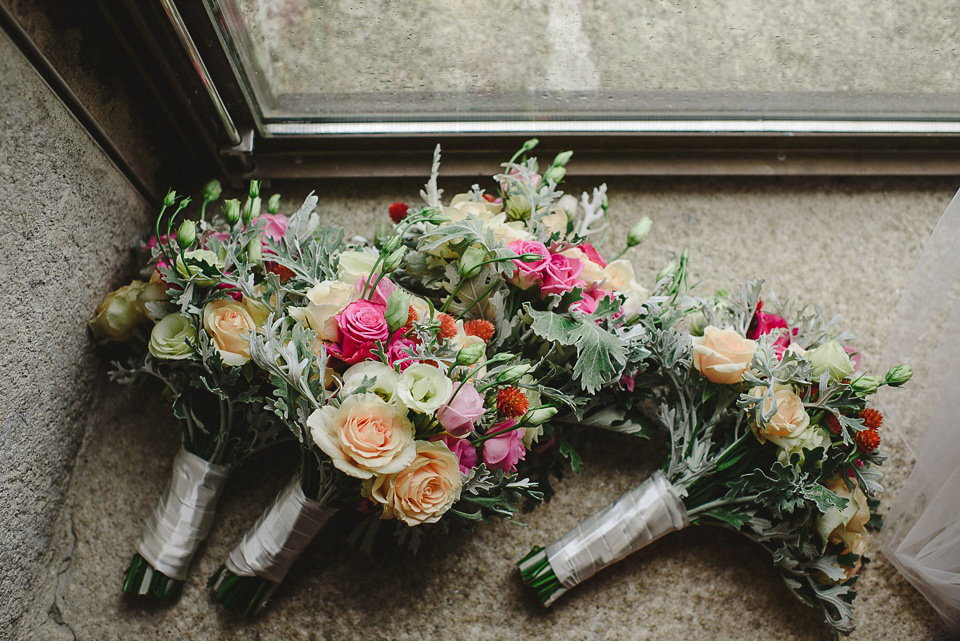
(485, 352, 516, 366)
(459, 247, 486, 279)
(374, 221, 391, 249)
(247, 239, 263, 263)
(248, 180, 261, 198)
(850, 375, 883, 396)
(385, 289, 412, 332)
(381, 233, 402, 255)
(687, 311, 707, 336)
(656, 260, 677, 283)
(382, 246, 406, 273)
(543, 165, 566, 185)
(424, 210, 451, 225)
(552, 150, 573, 167)
(496, 363, 531, 384)
(202, 180, 222, 203)
(224, 198, 241, 226)
(885, 364, 913, 387)
(163, 190, 177, 207)
(627, 217, 653, 247)
(267, 193, 281, 214)
(175, 249, 223, 287)
(523, 405, 558, 426)
(176, 219, 197, 249)
(455, 343, 485, 366)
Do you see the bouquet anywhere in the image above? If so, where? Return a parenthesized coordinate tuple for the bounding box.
(519, 281, 912, 634)
(90, 181, 288, 598)
(207, 202, 562, 616)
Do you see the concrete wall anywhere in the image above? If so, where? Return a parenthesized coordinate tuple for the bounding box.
(0, 29, 151, 639)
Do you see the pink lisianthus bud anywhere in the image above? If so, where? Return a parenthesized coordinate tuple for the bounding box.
(620, 374, 636, 392)
(437, 384, 486, 437)
(331, 299, 388, 364)
(482, 419, 526, 473)
(540, 252, 585, 297)
(442, 435, 479, 475)
(506, 240, 550, 289)
(385, 337, 418, 371)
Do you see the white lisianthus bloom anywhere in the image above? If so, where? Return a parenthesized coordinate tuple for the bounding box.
(397, 363, 454, 414)
(337, 250, 380, 285)
(308, 393, 415, 479)
(538, 209, 569, 236)
(341, 361, 405, 410)
(808, 341, 855, 381)
(776, 426, 830, 466)
(148, 312, 194, 360)
(289, 279, 358, 342)
(449, 193, 502, 217)
(519, 374, 544, 447)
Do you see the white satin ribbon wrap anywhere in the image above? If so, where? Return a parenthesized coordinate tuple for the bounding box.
(136, 448, 230, 581)
(546, 471, 688, 590)
(225, 477, 336, 584)
(880, 188, 960, 633)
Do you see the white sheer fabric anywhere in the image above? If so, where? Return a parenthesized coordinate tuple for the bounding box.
(881, 189, 960, 633)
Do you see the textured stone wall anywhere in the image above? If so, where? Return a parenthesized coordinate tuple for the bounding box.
(0, 30, 151, 639)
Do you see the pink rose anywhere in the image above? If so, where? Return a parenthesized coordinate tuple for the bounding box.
(747, 308, 796, 360)
(355, 276, 397, 307)
(506, 240, 550, 289)
(442, 435, 479, 475)
(569, 288, 615, 315)
(437, 384, 486, 437)
(482, 419, 526, 472)
(332, 299, 388, 364)
(540, 252, 584, 297)
(578, 243, 607, 268)
(386, 337, 418, 371)
(620, 374, 636, 392)
(844, 345, 862, 373)
(256, 213, 288, 242)
(144, 234, 171, 251)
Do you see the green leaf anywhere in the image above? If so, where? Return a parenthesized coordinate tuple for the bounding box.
(557, 436, 582, 474)
(526, 305, 579, 345)
(571, 320, 628, 394)
(702, 509, 751, 529)
(801, 484, 848, 514)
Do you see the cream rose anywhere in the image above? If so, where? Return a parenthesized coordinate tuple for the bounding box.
(691, 326, 758, 384)
(337, 250, 380, 285)
(817, 476, 870, 552)
(89, 281, 149, 342)
(289, 279, 358, 342)
(341, 361, 404, 410)
(396, 363, 454, 414)
(202, 299, 256, 366)
(364, 440, 462, 526)
(449, 193, 502, 217)
(308, 393, 415, 479)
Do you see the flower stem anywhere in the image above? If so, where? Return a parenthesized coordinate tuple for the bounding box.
(121, 553, 183, 599)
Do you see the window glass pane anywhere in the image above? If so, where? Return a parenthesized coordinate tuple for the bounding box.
(211, 0, 960, 123)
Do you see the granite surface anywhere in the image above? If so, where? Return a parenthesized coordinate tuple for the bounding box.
(46, 175, 957, 640)
(0, 29, 151, 641)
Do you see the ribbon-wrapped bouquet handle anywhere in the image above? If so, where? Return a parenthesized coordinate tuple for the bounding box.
(209, 476, 337, 616)
(518, 471, 688, 606)
(123, 448, 230, 597)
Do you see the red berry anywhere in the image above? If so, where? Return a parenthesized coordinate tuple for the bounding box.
(860, 408, 883, 429)
(388, 202, 409, 224)
(497, 387, 529, 418)
(856, 428, 881, 453)
(463, 319, 495, 343)
(482, 193, 497, 203)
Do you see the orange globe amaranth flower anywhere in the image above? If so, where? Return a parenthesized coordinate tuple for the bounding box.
(437, 313, 458, 340)
(824, 412, 843, 435)
(497, 387, 529, 418)
(388, 202, 409, 224)
(856, 428, 881, 453)
(859, 408, 883, 430)
(400, 305, 418, 335)
(463, 319, 495, 343)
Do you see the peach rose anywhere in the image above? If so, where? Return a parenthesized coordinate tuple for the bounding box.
(308, 393, 415, 479)
(691, 326, 758, 384)
(364, 440, 462, 526)
(202, 299, 256, 366)
(817, 476, 870, 552)
(749, 383, 811, 447)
